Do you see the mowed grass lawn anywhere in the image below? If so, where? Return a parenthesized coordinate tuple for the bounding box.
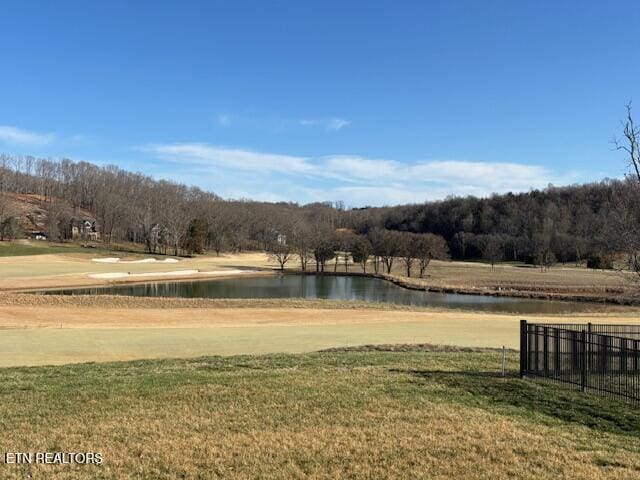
(1, 350, 639, 479)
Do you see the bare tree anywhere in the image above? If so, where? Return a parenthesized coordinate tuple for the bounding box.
(478, 235, 504, 270)
(379, 230, 402, 274)
(415, 233, 448, 278)
(399, 232, 417, 277)
(351, 235, 372, 273)
(45, 201, 73, 242)
(614, 102, 640, 184)
(0, 194, 15, 240)
(291, 219, 313, 272)
(205, 202, 228, 255)
(612, 103, 640, 275)
(312, 232, 335, 273)
(161, 188, 192, 256)
(334, 230, 355, 272)
(367, 228, 385, 274)
(267, 242, 294, 271)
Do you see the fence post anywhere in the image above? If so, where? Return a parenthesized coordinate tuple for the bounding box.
(587, 322, 592, 371)
(603, 335, 610, 372)
(534, 325, 540, 373)
(553, 327, 560, 376)
(581, 329, 587, 393)
(520, 320, 527, 378)
(543, 326, 549, 374)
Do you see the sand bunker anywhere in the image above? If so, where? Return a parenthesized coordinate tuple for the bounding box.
(92, 257, 180, 264)
(88, 269, 258, 280)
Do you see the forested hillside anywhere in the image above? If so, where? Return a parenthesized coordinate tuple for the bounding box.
(348, 182, 615, 265)
(0, 154, 631, 270)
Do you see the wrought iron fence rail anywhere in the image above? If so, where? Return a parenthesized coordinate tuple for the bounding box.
(520, 321, 640, 404)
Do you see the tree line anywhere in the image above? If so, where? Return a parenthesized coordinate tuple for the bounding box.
(268, 227, 448, 277)
(0, 132, 637, 273)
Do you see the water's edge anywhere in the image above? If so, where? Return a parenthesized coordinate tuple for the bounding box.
(293, 270, 632, 306)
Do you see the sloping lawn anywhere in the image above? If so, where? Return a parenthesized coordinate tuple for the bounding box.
(0, 349, 638, 479)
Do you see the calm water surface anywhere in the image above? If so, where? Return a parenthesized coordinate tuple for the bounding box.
(40, 274, 606, 314)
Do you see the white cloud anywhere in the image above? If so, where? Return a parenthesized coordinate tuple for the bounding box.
(213, 112, 350, 132)
(322, 155, 400, 182)
(307, 185, 430, 206)
(326, 117, 350, 131)
(139, 143, 316, 176)
(407, 160, 549, 191)
(140, 142, 572, 207)
(0, 126, 55, 147)
(319, 156, 552, 192)
(299, 117, 350, 131)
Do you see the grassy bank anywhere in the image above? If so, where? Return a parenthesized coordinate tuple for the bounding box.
(0, 241, 145, 257)
(0, 350, 638, 479)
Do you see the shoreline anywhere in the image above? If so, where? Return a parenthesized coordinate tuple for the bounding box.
(3, 294, 637, 314)
(2, 268, 277, 293)
(5, 266, 639, 307)
(294, 270, 640, 306)
(1, 249, 637, 306)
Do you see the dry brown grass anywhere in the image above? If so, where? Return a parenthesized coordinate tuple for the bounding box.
(0, 351, 638, 479)
(2, 292, 636, 312)
(0, 251, 274, 291)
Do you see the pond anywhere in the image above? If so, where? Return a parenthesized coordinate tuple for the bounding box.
(39, 274, 606, 314)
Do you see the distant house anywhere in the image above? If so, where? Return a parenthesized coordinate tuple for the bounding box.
(30, 231, 47, 241)
(71, 219, 100, 241)
(276, 233, 287, 246)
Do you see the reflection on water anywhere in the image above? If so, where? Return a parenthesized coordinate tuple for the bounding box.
(39, 274, 604, 314)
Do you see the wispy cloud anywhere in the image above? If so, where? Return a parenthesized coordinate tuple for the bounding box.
(320, 156, 551, 190)
(299, 117, 350, 131)
(138, 143, 315, 176)
(216, 113, 234, 127)
(0, 126, 55, 147)
(213, 111, 350, 132)
(140, 142, 574, 206)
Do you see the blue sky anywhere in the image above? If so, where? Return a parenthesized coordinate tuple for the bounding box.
(1, 1, 639, 206)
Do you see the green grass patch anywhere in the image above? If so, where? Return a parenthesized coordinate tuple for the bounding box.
(0, 241, 139, 257)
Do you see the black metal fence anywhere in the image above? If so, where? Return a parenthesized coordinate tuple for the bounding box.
(520, 320, 640, 404)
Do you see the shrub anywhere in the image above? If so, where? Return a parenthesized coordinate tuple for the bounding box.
(586, 253, 613, 270)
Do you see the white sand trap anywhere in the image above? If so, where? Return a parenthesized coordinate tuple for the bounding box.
(92, 257, 121, 263)
(126, 258, 180, 264)
(88, 268, 258, 280)
(92, 257, 179, 264)
(201, 269, 258, 276)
